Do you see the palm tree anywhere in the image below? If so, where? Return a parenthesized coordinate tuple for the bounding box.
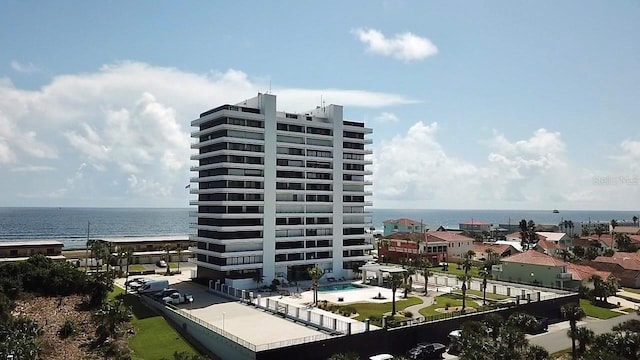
(379, 239, 390, 263)
(562, 303, 586, 360)
(457, 273, 472, 313)
(175, 244, 183, 273)
(485, 247, 498, 265)
(478, 264, 490, 305)
(252, 270, 264, 290)
(611, 219, 618, 235)
(124, 247, 133, 292)
(164, 245, 172, 276)
(390, 272, 404, 315)
(421, 261, 432, 295)
(572, 326, 594, 356)
(525, 345, 550, 360)
(308, 265, 324, 306)
(633, 216, 639, 227)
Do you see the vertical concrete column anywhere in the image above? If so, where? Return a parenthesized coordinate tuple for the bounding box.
(285, 304, 289, 316)
(493, 285, 497, 294)
(307, 310, 311, 322)
(382, 316, 388, 329)
(526, 293, 531, 303)
(537, 291, 541, 301)
(295, 306, 300, 318)
(521, 289, 526, 297)
(347, 322, 352, 335)
(444, 277, 449, 286)
(365, 319, 370, 332)
(266, 298, 270, 309)
(241, 290, 246, 301)
(319, 314, 324, 327)
(257, 295, 261, 307)
(332, 318, 337, 330)
(507, 287, 511, 296)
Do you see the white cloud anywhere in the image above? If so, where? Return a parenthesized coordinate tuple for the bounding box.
(10, 165, 55, 172)
(372, 123, 575, 208)
(10, 60, 40, 74)
(352, 28, 438, 62)
(0, 61, 413, 206)
(375, 112, 399, 123)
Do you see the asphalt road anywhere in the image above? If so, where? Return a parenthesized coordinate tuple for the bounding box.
(528, 313, 640, 354)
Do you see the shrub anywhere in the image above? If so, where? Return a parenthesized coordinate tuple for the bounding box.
(59, 319, 76, 339)
(445, 302, 451, 310)
(340, 306, 356, 316)
(404, 310, 413, 318)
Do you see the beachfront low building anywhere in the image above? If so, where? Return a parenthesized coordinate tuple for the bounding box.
(613, 226, 640, 235)
(0, 240, 65, 262)
(378, 232, 447, 265)
(382, 218, 444, 236)
(459, 220, 491, 234)
(100, 235, 194, 265)
(534, 239, 565, 257)
(427, 231, 474, 260)
(536, 232, 571, 248)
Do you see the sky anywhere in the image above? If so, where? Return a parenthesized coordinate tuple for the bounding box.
(1, 1, 639, 210)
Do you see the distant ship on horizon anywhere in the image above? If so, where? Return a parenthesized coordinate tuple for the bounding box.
(553, 209, 560, 213)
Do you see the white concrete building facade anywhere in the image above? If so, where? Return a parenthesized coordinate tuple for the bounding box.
(190, 93, 373, 288)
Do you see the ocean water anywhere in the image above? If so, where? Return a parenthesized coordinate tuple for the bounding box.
(0, 207, 190, 249)
(1, 207, 637, 249)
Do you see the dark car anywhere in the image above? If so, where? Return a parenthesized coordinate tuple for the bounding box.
(153, 288, 179, 299)
(408, 342, 446, 360)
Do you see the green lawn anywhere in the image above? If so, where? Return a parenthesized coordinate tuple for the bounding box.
(128, 264, 147, 272)
(110, 287, 200, 359)
(451, 288, 510, 300)
(342, 296, 423, 321)
(623, 287, 640, 295)
(419, 293, 481, 317)
(169, 263, 179, 269)
(580, 299, 623, 319)
(430, 266, 481, 278)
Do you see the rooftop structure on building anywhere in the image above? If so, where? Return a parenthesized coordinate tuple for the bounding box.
(189, 93, 373, 288)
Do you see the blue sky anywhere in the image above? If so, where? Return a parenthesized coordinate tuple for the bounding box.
(1, 1, 639, 209)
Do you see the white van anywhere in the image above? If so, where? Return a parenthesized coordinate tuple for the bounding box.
(369, 354, 393, 360)
(137, 279, 169, 294)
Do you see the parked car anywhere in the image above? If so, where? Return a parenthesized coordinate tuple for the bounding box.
(127, 278, 151, 290)
(369, 355, 394, 360)
(407, 342, 446, 360)
(137, 279, 170, 294)
(156, 259, 167, 268)
(153, 288, 179, 299)
(163, 293, 193, 305)
(447, 330, 462, 355)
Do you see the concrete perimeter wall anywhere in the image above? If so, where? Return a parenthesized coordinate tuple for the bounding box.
(256, 293, 579, 360)
(140, 296, 256, 360)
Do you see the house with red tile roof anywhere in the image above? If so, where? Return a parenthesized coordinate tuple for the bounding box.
(612, 226, 640, 235)
(426, 231, 474, 259)
(382, 218, 444, 236)
(378, 232, 448, 265)
(565, 263, 613, 289)
(472, 243, 519, 262)
(590, 252, 640, 288)
(536, 232, 571, 247)
(535, 239, 565, 256)
(492, 250, 572, 289)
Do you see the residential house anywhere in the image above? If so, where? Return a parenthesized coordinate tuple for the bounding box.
(492, 250, 572, 289)
(535, 239, 565, 257)
(472, 243, 519, 262)
(382, 218, 444, 236)
(590, 252, 640, 288)
(378, 232, 447, 265)
(579, 234, 616, 250)
(612, 226, 640, 235)
(565, 263, 613, 290)
(459, 220, 491, 234)
(0, 241, 65, 262)
(426, 231, 474, 260)
(536, 232, 571, 248)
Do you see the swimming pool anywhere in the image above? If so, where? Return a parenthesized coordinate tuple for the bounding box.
(317, 283, 367, 292)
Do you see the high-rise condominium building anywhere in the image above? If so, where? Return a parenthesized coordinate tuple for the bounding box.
(189, 93, 373, 288)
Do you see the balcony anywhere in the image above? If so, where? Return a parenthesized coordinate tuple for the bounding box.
(557, 272, 572, 280)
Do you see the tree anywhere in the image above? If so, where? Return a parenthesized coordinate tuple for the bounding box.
(252, 270, 264, 290)
(94, 299, 132, 342)
(124, 247, 134, 293)
(633, 216, 639, 227)
(616, 233, 635, 252)
(572, 326, 594, 356)
(457, 273, 472, 313)
(483, 313, 503, 342)
(611, 219, 618, 235)
(164, 245, 172, 276)
(390, 272, 404, 315)
(478, 263, 491, 305)
(176, 244, 183, 273)
(420, 260, 432, 295)
(87, 270, 114, 308)
(525, 345, 550, 360)
(589, 275, 618, 303)
(328, 353, 360, 360)
(308, 265, 324, 306)
(562, 303, 586, 360)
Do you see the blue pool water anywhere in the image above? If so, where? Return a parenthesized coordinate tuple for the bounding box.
(317, 283, 366, 292)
